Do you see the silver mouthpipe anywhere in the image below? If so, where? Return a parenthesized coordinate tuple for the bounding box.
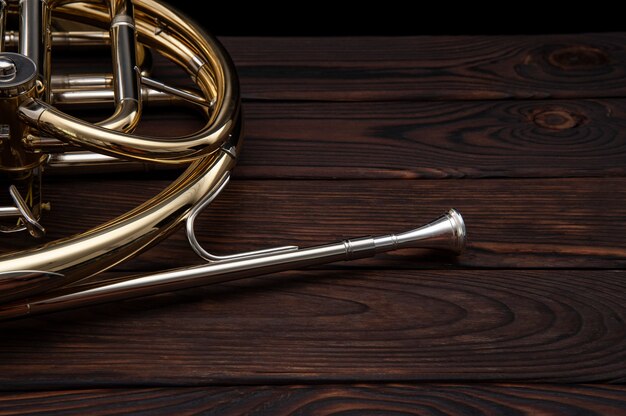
(0, 209, 466, 321)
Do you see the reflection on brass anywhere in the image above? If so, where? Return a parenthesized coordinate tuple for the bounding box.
(0, 0, 466, 321)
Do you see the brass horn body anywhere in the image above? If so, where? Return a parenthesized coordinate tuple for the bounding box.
(0, 0, 466, 321)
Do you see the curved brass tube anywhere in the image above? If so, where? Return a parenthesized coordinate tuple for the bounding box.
(0, 0, 242, 303)
(0, 209, 466, 320)
(96, 0, 142, 132)
(0, 139, 240, 304)
(21, 0, 237, 163)
(0, 0, 467, 320)
(20, 97, 233, 163)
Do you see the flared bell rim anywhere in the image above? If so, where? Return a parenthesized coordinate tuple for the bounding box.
(445, 208, 467, 255)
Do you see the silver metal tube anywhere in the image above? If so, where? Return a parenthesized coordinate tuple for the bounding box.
(99, 0, 141, 132)
(5, 30, 111, 48)
(51, 74, 114, 89)
(48, 30, 110, 46)
(47, 151, 124, 167)
(45, 150, 169, 174)
(19, 0, 43, 75)
(0, 210, 466, 320)
(0, 1, 7, 52)
(51, 86, 174, 107)
(142, 76, 211, 107)
(50, 74, 204, 107)
(42, 0, 52, 101)
(0, 207, 20, 218)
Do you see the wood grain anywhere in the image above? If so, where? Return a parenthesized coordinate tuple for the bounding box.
(135, 34, 626, 102)
(4, 33, 626, 409)
(0, 270, 624, 388)
(230, 99, 626, 179)
(5, 177, 623, 270)
(219, 34, 626, 101)
(57, 48, 626, 180)
(1, 384, 626, 415)
(77, 98, 626, 180)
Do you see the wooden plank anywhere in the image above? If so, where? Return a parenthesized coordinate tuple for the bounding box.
(6, 33, 626, 400)
(7, 178, 624, 270)
(62, 67, 626, 181)
(0, 270, 624, 388)
(217, 34, 626, 101)
(230, 99, 626, 179)
(1, 384, 626, 415)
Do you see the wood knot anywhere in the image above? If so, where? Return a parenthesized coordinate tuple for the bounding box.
(532, 109, 584, 130)
(547, 45, 610, 70)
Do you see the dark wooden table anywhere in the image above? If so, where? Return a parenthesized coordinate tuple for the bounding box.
(2, 34, 626, 414)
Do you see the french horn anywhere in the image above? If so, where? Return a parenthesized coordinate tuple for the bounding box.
(0, 0, 466, 321)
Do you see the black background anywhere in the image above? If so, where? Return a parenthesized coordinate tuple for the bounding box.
(160, 2, 623, 36)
